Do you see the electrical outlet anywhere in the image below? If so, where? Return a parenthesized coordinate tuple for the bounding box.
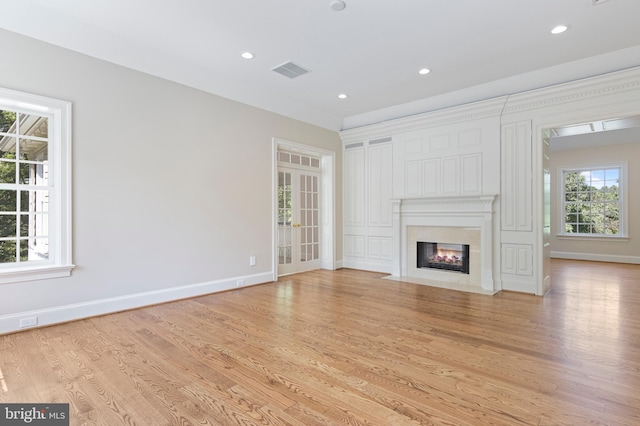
(249, 256, 256, 266)
(236, 279, 245, 287)
(19, 316, 38, 328)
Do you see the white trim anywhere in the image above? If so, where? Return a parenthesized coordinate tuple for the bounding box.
(557, 162, 627, 238)
(341, 67, 640, 144)
(272, 138, 336, 277)
(0, 264, 74, 285)
(0, 87, 73, 283)
(392, 195, 496, 292)
(340, 97, 506, 145)
(551, 251, 640, 265)
(555, 234, 628, 241)
(0, 271, 273, 335)
(341, 259, 392, 274)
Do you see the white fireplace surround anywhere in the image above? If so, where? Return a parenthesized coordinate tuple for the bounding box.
(391, 195, 497, 293)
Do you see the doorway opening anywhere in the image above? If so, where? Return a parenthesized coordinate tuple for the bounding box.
(540, 115, 640, 294)
(273, 139, 335, 279)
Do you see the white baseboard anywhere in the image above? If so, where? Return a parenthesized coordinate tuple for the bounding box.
(0, 272, 273, 335)
(551, 251, 640, 264)
(342, 258, 393, 274)
(501, 277, 537, 294)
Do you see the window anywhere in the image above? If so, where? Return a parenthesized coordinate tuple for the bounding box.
(560, 164, 626, 237)
(0, 87, 73, 283)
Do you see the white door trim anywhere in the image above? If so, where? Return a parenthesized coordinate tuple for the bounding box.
(272, 138, 336, 281)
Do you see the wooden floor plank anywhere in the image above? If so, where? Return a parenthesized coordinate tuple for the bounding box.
(1, 259, 639, 424)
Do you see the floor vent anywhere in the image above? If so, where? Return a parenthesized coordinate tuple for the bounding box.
(272, 61, 311, 79)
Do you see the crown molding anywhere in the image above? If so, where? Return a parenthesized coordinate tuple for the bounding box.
(501, 66, 640, 117)
(339, 97, 507, 145)
(340, 66, 640, 145)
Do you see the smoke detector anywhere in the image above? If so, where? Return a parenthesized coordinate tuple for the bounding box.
(330, 1, 346, 11)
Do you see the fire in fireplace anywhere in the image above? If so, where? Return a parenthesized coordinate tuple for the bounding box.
(417, 242, 470, 274)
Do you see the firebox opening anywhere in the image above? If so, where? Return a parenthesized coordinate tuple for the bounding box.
(417, 242, 470, 274)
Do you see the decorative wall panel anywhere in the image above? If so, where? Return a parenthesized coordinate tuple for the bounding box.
(461, 153, 482, 194)
(501, 243, 533, 276)
(368, 236, 393, 261)
(344, 146, 365, 226)
(344, 235, 366, 258)
(442, 157, 460, 194)
(405, 160, 422, 197)
(422, 158, 440, 195)
(368, 142, 393, 227)
(501, 121, 532, 231)
(404, 138, 423, 154)
(429, 134, 451, 151)
(459, 129, 482, 147)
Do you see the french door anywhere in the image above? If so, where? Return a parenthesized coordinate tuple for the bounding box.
(277, 167, 321, 275)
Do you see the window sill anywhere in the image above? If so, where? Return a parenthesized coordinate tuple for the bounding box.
(556, 234, 628, 242)
(0, 264, 75, 285)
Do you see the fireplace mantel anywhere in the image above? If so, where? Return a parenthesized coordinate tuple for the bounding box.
(390, 195, 497, 294)
(392, 195, 496, 217)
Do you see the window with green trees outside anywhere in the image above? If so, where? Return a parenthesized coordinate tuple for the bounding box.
(561, 166, 622, 236)
(0, 87, 73, 284)
(0, 109, 50, 264)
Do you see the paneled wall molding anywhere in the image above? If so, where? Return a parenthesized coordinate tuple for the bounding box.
(340, 97, 507, 145)
(343, 139, 394, 273)
(501, 121, 532, 232)
(501, 244, 534, 276)
(341, 65, 640, 296)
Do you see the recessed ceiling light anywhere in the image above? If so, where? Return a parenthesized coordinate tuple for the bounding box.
(338, 94, 348, 99)
(241, 52, 255, 59)
(418, 68, 431, 75)
(330, 1, 346, 12)
(550, 25, 569, 35)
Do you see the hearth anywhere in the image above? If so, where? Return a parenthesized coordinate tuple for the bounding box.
(417, 242, 470, 274)
(391, 195, 496, 292)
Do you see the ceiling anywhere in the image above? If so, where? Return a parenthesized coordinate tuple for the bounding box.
(2, 0, 640, 131)
(550, 116, 640, 151)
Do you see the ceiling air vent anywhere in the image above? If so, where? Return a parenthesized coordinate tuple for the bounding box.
(272, 61, 311, 79)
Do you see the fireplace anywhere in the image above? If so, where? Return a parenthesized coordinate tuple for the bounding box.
(389, 195, 497, 294)
(417, 242, 470, 274)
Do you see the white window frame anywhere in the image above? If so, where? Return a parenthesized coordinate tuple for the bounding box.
(557, 162, 628, 240)
(0, 87, 73, 284)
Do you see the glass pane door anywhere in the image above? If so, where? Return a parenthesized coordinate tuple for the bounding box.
(277, 167, 321, 275)
(299, 173, 319, 264)
(277, 171, 292, 267)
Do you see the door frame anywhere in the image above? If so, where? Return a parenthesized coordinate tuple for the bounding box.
(272, 138, 336, 280)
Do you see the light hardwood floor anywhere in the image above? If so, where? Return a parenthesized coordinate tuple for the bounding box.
(1, 259, 639, 425)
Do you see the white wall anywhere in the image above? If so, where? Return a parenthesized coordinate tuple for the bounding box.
(550, 141, 640, 263)
(0, 29, 342, 333)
